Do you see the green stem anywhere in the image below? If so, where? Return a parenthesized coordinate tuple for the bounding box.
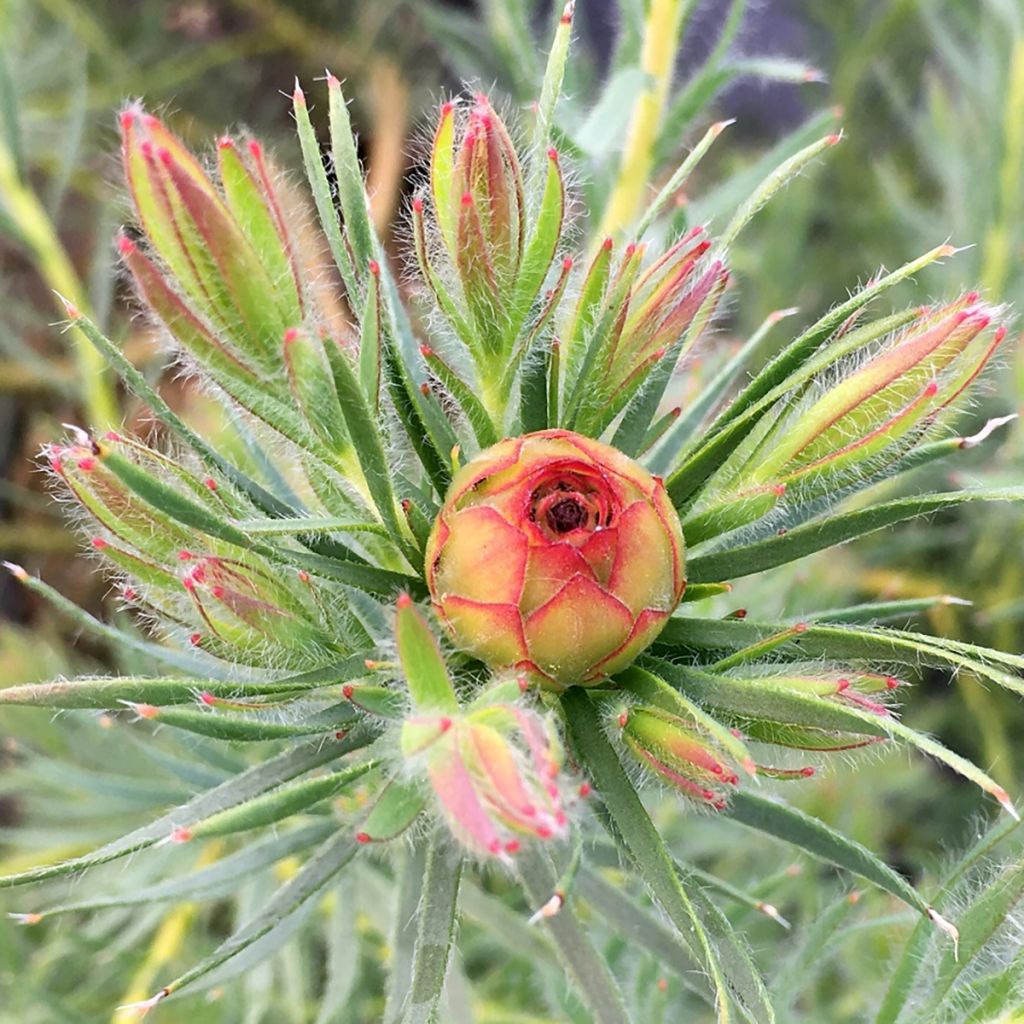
(562, 688, 768, 1024)
(402, 835, 462, 1024)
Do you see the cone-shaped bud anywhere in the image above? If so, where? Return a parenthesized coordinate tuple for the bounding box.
(621, 705, 739, 809)
(420, 95, 563, 369)
(401, 690, 567, 860)
(119, 106, 306, 371)
(565, 231, 727, 426)
(46, 432, 202, 565)
(688, 296, 1010, 542)
(440, 96, 524, 294)
(181, 554, 332, 661)
(758, 296, 1009, 487)
(425, 429, 686, 689)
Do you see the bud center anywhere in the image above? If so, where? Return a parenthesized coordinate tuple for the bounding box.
(546, 497, 587, 534)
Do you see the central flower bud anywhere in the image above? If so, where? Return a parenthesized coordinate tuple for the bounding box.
(425, 430, 686, 689)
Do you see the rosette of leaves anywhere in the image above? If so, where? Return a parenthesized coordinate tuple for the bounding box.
(2, 8, 1024, 1023)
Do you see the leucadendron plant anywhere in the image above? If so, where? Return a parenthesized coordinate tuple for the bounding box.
(3, 7, 1024, 1022)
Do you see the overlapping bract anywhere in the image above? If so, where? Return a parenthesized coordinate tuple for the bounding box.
(426, 429, 686, 689)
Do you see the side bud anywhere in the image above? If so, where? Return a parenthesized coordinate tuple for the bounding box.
(621, 705, 739, 809)
(401, 693, 567, 861)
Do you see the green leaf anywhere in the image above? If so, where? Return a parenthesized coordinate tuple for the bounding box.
(30, 823, 334, 919)
(658, 617, 1024, 698)
(575, 865, 707, 1004)
(323, 338, 419, 564)
(686, 488, 1024, 582)
(637, 118, 733, 238)
(509, 149, 564, 341)
(327, 75, 375, 284)
(293, 83, 360, 305)
(359, 777, 427, 842)
(395, 597, 458, 712)
(0, 737, 361, 888)
(914, 850, 1024, 1020)
(646, 658, 889, 739)
(163, 831, 359, 1000)
(190, 761, 377, 840)
(360, 264, 384, 411)
(529, 0, 573, 201)
(233, 515, 388, 537)
(518, 846, 635, 1024)
(725, 791, 932, 918)
(2, 569, 231, 682)
(874, 817, 1023, 1024)
(385, 844, 430, 1023)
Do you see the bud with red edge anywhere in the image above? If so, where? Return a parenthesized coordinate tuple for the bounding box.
(620, 705, 739, 810)
(686, 295, 1011, 542)
(118, 107, 310, 373)
(401, 686, 567, 861)
(425, 429, 686, 689)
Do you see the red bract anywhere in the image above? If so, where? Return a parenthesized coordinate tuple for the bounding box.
(425, 430, 686, 689)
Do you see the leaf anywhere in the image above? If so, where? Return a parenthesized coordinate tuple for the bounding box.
(769, 890, 861, 1013)
(30, 823, 334, 919)
(395, 596, 458, 712)
(163, 830, 359, 999)
(686, 488, 1024, 582)
(657, 617, 1024, 697)
(191, 761, 377, 840)
(0, 737, 361, 888)
(293, 83, 360, 305)
(4, 569, 233, 682)
(384, 844, 430, 1024)
(874, 817, 1023, 1024)
(913, 850, 1024, 1019)
(323, 339, 418, 564)
(529, 0, 573, 200)
(327, 75, 375, 282)
(234, 516, 388, 537)
(315, 873, 360, 1023)
(725, 792, 932, 918)
(647, 658, 890, 739)
(359, 777, 427, 842)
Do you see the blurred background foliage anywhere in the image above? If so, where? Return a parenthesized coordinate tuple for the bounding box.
(2, 0, 1024, 1021)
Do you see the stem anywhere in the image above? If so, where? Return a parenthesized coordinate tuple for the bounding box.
(598, 0, 690, 239)
(516, 844, 633, 1024)
(0, 140, 117, 426)
(402, 834, 462, 1024)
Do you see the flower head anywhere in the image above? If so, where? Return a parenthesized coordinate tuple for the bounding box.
(425, 429, 686, 688)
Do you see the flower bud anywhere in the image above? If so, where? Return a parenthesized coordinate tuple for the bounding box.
(621, 705, 738, 809)
(181, 554, 330, 660)
(401, 694, 566, 860)
(756, 296, 1008, 488)
(119, 107, 306, 371)
(686, 296, 1010, 542)
(564, 232, 728, 429)
(425, 430, 686, 689)
(46, 433, 196, 564)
